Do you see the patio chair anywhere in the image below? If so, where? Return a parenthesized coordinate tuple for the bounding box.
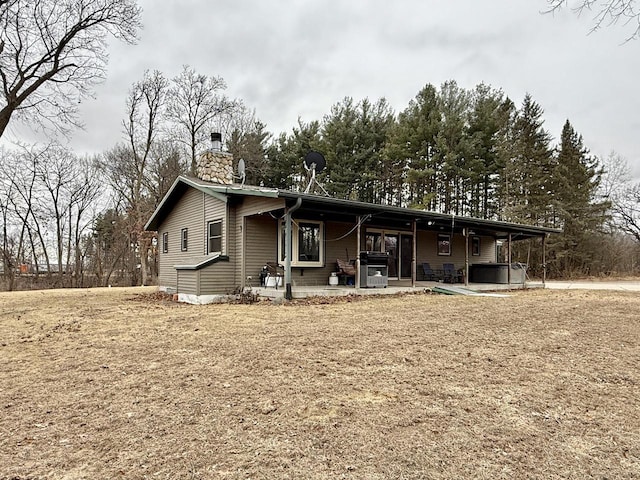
(443, 263, 462, 283)
(336, 258, 356, 285)
(421, 262, 438, 281)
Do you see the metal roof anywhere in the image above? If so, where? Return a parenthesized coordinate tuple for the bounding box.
(145, 176, 561, 239)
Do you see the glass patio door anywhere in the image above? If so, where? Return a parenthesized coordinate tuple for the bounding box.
(400, 234, 413, 279)
(366, 230, 413, 280)
(384, 234, 398, 279)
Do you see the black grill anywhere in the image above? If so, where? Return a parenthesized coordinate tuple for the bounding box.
(359, 251, 389, 288)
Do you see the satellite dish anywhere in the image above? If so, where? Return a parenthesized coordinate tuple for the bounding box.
(237, 158, 246, 185)
(303, 151, 329, 195)
(304, 151, 326, 172)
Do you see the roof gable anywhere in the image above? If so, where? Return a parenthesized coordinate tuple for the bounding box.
(144, 176, 280, 231)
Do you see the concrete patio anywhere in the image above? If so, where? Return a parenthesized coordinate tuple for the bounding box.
(252, 280, 545, 299)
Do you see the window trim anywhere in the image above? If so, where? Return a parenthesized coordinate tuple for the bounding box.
(437, 233, 451, 256)
(207, 220, 223, 254)
(278, 219, 324, 267)
(471, 236, 481, 256)
(162, 232, 168, 253)
(181, 228, 188, 252)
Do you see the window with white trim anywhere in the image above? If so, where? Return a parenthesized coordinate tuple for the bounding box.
(278, 219, 324, 267)
(207, 220, 222, 254)
(162, 232, 168, 253)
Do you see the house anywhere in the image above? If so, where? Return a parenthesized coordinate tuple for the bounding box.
(144, 148, 560, 303)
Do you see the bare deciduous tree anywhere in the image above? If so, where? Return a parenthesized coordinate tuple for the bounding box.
(0, 0, 141, 139)
(601, 152, 640, 243)
(545, 0, 640, 39)
(166, 65, 238, 173)
(102, 70, 167, 286)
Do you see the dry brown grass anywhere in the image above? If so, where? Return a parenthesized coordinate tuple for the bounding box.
(1, 287, 639, 479)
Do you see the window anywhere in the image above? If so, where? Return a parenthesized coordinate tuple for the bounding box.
(278, 219, 324, 267)
(162, 232, 168, 253)
(181, 228, 188, 252)
(207, 220, 222, 254)
(437, 233, 451, 256)
(472, 236, 480, 256)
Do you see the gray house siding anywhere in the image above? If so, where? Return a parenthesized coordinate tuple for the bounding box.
(416, 231, 496, 271)
(200, 260, 236, 294)
(158, 188, 204, 290)
(177, 269, 198, 295)
(204, 194, 228, 254)
(243, 215, 278, 284)
(234, 196, 284, 288)
(158, 188, 229, 291)
(289, 221, 357, 286)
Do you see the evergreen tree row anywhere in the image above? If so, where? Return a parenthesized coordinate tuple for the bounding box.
(230, 80, 609, 278)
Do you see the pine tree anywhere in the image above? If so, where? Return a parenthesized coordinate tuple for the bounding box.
(434, 80, 472, 215)
(500, 94, 555, 225)
(467, 85, 514, 219)
(547, 120, 609, 276)
(384, 84, 440, 209)
(227, 119, 271, 186)
(264, 120, 322, 190)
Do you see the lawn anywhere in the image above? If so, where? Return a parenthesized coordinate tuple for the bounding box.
(0, 287, 638, 479)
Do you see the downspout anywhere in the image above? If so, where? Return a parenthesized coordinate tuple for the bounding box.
(542, 233, 547, 287)
(464, 228, 469, 287)
(507, 233, 512, 285)
(356, 216, 362, 290)
(284, 197, 302, 300)
(412, 219, 417, 288)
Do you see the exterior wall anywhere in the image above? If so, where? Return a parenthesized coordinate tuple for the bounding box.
(416, 231, 496, 270)
(204, 194, 228, 254)
(468, 235, 497, 264)
(233, 196, 284, 288)
(200, 260, 237, 294)
(157, 187, 229, 291)
(157, 188, 205, 290)
(290, 220, 358, 286)
(243, 215, 278, 284)
(177, 269, 198, 295)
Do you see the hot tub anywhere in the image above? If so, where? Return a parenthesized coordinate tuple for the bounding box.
(469, 263, 526, 284)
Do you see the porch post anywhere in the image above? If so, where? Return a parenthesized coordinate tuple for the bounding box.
(412, 219, 417, 288)
(284, 211, 293, 300)
(542, 234, 547, 286)
(356, 215, 361, 290)
(464, 228, 469, 287)
(507, 233, 512, 285)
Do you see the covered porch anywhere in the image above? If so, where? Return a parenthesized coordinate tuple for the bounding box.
(271, 191, 559, 300)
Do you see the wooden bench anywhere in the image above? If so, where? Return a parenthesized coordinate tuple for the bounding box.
(336, 259, 356, 285)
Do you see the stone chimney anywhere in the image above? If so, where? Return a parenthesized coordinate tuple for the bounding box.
(196, 133, 234, 184)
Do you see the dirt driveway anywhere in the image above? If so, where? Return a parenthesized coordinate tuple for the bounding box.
(546, 280, 640, 291)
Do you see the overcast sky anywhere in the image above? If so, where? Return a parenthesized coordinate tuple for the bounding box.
(5, 0, 640, 177)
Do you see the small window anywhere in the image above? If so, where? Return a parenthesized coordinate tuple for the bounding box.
(437, 233, 451, 256)
(207, 220, 222, 254)
(181, 228, 188, 252)
(472, 236, 480, 256)
(162, 232, 168, 253)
